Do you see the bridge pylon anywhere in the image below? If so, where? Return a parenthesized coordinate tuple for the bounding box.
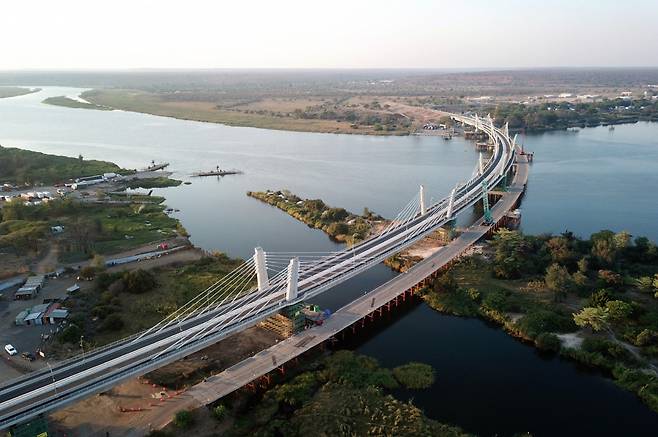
(254, 247, 269, 292)
(419, 184, 427, 215)
(286, 257, 299, 301)
(482, 181, 493, 225)
(478, 152, 485, 175)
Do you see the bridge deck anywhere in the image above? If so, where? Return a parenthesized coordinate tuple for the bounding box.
(184, 153, 530, 407)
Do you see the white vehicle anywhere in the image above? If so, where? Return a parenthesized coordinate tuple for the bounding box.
(4, 344, 17, 356)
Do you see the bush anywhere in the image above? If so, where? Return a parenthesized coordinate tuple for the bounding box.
(173, 410, 194, 429)
(212, 404, 227, 421)
(392, 362, 435, 389)
(99, 313, 124, 332)
(516, 309, 577, 339)
(535, 332, 562, 352)
(122, 269, 156, 294)
(59, 324, 82, 344)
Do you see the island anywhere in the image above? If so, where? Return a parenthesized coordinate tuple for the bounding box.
(0, 87, 40, 99)
(42, 95, 112, 111)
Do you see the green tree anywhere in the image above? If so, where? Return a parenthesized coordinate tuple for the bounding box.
(491, 229, 527, 279)
(173, 410, 194, 429)
(573, 307, 609, 332)
(546, 236, 572, 264)
(545, 263, 572, 302)
(605, 300, 632, 323)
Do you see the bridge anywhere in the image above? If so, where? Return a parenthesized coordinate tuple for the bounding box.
(0, 113, 526, 431)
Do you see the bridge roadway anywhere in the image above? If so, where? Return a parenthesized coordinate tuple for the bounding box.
(0, 114, 519, 430)
(173, 152, 530, 418)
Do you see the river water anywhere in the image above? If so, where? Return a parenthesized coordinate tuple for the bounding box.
(1, 87, 657, 436)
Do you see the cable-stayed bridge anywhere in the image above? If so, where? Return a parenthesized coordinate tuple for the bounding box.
(0, 113, 524, 430)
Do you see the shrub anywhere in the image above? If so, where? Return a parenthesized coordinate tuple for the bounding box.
(59, 324, 82, 344)
(535, 332, 562, 352)
(392, 362, 435, 389)
(517, 309, 577, 338)
(173, 410, 194, 429)
(99, 313, 124, 332)
(212, 404, 227, 421)
(122, 269, 156, 294)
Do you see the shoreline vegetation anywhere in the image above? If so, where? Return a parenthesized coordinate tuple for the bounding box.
(76, 87, 658, 136)
(157, 350, 467, 437)
(0, 86, 41, 99)
(82, 89, 413, 135)
(0, 145, 130, 186)
(42, 95, 112, 111)
(422, 229, 658, 413)
(0, 86, 40, 99)
(247, 190, 382, 245)
(247, 189, 658, 414)
(489, 98, 658, 132)
(0, 147, 185, 277)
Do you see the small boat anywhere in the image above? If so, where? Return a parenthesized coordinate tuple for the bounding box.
(192, 165, 243, 177)
(145, 160, 169, 171)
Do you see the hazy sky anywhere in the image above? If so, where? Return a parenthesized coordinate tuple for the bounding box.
(2, 0, 657, 70)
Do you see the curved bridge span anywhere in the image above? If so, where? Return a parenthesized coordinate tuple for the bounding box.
(0, 113, 525, 430)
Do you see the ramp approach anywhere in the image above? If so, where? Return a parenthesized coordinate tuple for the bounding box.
(0, 113, 522, 429)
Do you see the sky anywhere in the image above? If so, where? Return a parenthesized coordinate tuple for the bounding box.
(1, 0, 657, 70)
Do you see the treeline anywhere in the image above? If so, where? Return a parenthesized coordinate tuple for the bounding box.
(159, 350, 468, 437)
(490, 98, 658, 131)
(247, 190, 382, 244)
(0, 146, 129, 186)
(424, 228, 658, 412)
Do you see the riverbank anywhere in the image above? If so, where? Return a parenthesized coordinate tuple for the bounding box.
(0, 87, 41, 99)
(422, 229, 658, 413)
(81, 89, 413, 136)
(42, 96, 112, 111)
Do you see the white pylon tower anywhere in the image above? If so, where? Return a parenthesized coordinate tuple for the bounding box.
(478, 152, 485, 175)
(419, 185, 427, 215)
(286, 257, 299, 301)
(446, 188, 456, 219)
(253, 247, 269, 292)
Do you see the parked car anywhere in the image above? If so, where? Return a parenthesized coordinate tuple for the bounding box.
(20, 352, 36, 362)
(4, 344, 17, 356)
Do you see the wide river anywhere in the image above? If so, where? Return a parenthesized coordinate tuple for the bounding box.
(2, 87, 658, 436)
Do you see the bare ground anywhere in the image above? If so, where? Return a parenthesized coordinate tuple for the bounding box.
(49, 326, 281, 437)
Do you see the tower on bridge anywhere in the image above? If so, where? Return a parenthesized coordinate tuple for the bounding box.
(419, 184, 427, 215)
(286, 257, 299, 301)
(254, 247, 269, 292)
(481, 181, 493, 225)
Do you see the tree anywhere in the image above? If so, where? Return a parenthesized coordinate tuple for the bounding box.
(589, 289, 613, 307)
(173, 410, 194, 429)
(573, 307, 609, 332)
(613, 231, 632, 250)
(122, 269, 156, 294)
(545, 263, 572, 302)
(546, 237, 572, 264)
(212, 404, 227, 421)
(605, 300, 632, 323)
(491, 229, 528, 279)
(591, 231, 617, 267)
(577, 256, 589, 273)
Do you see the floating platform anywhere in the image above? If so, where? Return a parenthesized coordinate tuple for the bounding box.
(192, 169, 243, 177)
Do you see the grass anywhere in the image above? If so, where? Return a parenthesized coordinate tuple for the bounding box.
(0, 87, 40, 99)
(0, 145, 131, 185)
(82, 89, 412, 135)
(42, 96, 112, 111)
(67, 254, 244, 346)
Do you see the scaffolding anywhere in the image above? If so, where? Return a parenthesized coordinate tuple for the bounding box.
(259, 302, 306, 337)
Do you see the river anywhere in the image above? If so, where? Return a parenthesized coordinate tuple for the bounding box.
(1, 87, 657, 436)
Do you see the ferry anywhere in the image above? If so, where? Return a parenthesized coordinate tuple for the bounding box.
(192, 165, 243, 177)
